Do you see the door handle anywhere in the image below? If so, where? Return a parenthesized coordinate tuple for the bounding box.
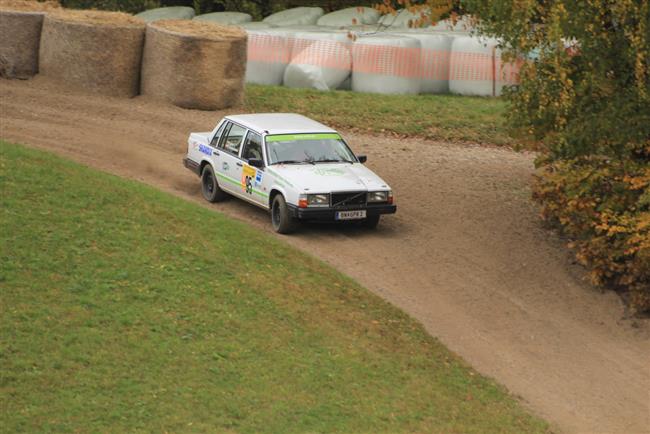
(214, 151, 220, 156)
(236, 162, 243, 167)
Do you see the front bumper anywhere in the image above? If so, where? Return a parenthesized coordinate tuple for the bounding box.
(288, 204, 397, 221)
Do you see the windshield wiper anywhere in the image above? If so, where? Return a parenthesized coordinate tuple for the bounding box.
(274, 160, 305, 165)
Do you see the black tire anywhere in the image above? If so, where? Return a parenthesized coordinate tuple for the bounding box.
(271, 194, 298, 234)
(201, 165, 228, 203)
(363, 214, 381, 229)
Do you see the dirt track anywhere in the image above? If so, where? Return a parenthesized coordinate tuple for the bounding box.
(2, 78, 649, 434)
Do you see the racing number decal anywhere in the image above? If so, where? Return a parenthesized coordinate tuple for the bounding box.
(242, 165, 256, 194)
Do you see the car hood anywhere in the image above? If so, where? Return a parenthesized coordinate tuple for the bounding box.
(269, 163, 390, 192)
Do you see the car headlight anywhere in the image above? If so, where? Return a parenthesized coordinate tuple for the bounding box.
(299, 193, 330, 207)
(367, 191, 390, 203)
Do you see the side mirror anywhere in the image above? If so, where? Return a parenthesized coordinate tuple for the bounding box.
(357, 155, 367, 163)
(248, 158, 264, 168)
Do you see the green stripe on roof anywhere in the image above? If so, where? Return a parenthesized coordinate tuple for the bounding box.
(265, 133, 341, 142)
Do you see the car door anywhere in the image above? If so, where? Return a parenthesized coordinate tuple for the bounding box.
(215, 121, 247, 195)
(239, 131, 268, 207)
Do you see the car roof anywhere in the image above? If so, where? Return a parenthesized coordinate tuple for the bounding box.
(225, 113, 337, 136)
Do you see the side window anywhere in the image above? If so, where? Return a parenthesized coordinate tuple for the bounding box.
(241, 132, 263, 162)
(217, 123, 232, 149)
(221, 123, 246, 156)
(209, 122, 225, 148)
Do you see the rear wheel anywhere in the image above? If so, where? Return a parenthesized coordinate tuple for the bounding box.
(201, 165, 228, 203)
(271, 194, 297, 234)
(362, 214, 381, 229)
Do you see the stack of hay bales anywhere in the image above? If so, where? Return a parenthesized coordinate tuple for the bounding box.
(0, 0, 59, 79)
(194, 11, 251, 25)
(39, 9, 145, 97)
(135, 6, 194, 23)
(141, 19, 247, 110)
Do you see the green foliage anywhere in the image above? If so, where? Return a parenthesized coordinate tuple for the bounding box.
(533, 154, 650, 312)
(463, 0, 650, 160)
(0, 141, 549, 432)
(462, 1, 650, 306)
(62, 0, 376, 17)
(60, 0, 159, 13)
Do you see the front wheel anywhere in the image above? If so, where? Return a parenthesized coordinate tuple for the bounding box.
(201, 165, 228, 203)
(271, 194, 298, 234)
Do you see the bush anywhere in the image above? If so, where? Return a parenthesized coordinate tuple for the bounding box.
(533, 152, 650, 312)
(60, 0, 159, 14)
(460, 1, 650, 312)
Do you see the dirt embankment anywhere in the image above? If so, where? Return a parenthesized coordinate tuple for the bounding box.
(1, 78, 649, 434)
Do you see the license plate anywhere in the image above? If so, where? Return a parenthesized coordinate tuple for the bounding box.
(335, 210, 367, 220)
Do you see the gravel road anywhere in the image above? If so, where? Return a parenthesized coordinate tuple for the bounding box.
(2, 77, 649, 433)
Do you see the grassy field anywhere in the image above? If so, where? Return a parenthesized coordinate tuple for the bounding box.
(0, 142, 547, 433)
(245, 84, 513, 146)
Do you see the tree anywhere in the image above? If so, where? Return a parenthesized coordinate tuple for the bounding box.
(462, 0, 649, 160)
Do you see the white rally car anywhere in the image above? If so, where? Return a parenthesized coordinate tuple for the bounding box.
(183, 113, 396, 234)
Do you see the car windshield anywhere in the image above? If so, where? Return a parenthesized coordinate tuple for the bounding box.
(265, 133, 356, 165)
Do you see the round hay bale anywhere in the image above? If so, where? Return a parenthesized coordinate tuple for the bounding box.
(135, 6, 194, 23)
(194, 11, 251, 25)
(38, 10, 145, 97)
(0, 0, 59, 78)
(140, 20, 247, 110)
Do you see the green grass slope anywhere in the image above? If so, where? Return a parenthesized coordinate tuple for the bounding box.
(0, 142, 547, 433)
(245, 84, 512, 146)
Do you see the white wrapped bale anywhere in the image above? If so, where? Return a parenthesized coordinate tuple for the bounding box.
(494, 46, 522, 96)
(135, 6, 194, 23)
(351, 34, 421, 94)
(430, 15, 475, 33)
(377, 8, 428, 28)
(337, 75, 351, 90)
(283, 31, 352, 90)
(245, 29, 290, 85)
(263, 7, 323, 26)
(238, 21, 273, 30)
(194, 12, 251, 25)
(449, 35, 498, 96)
(288, 30, 351, 59)
(393, 32, 453, 93)
(316, 7, 380, 26)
